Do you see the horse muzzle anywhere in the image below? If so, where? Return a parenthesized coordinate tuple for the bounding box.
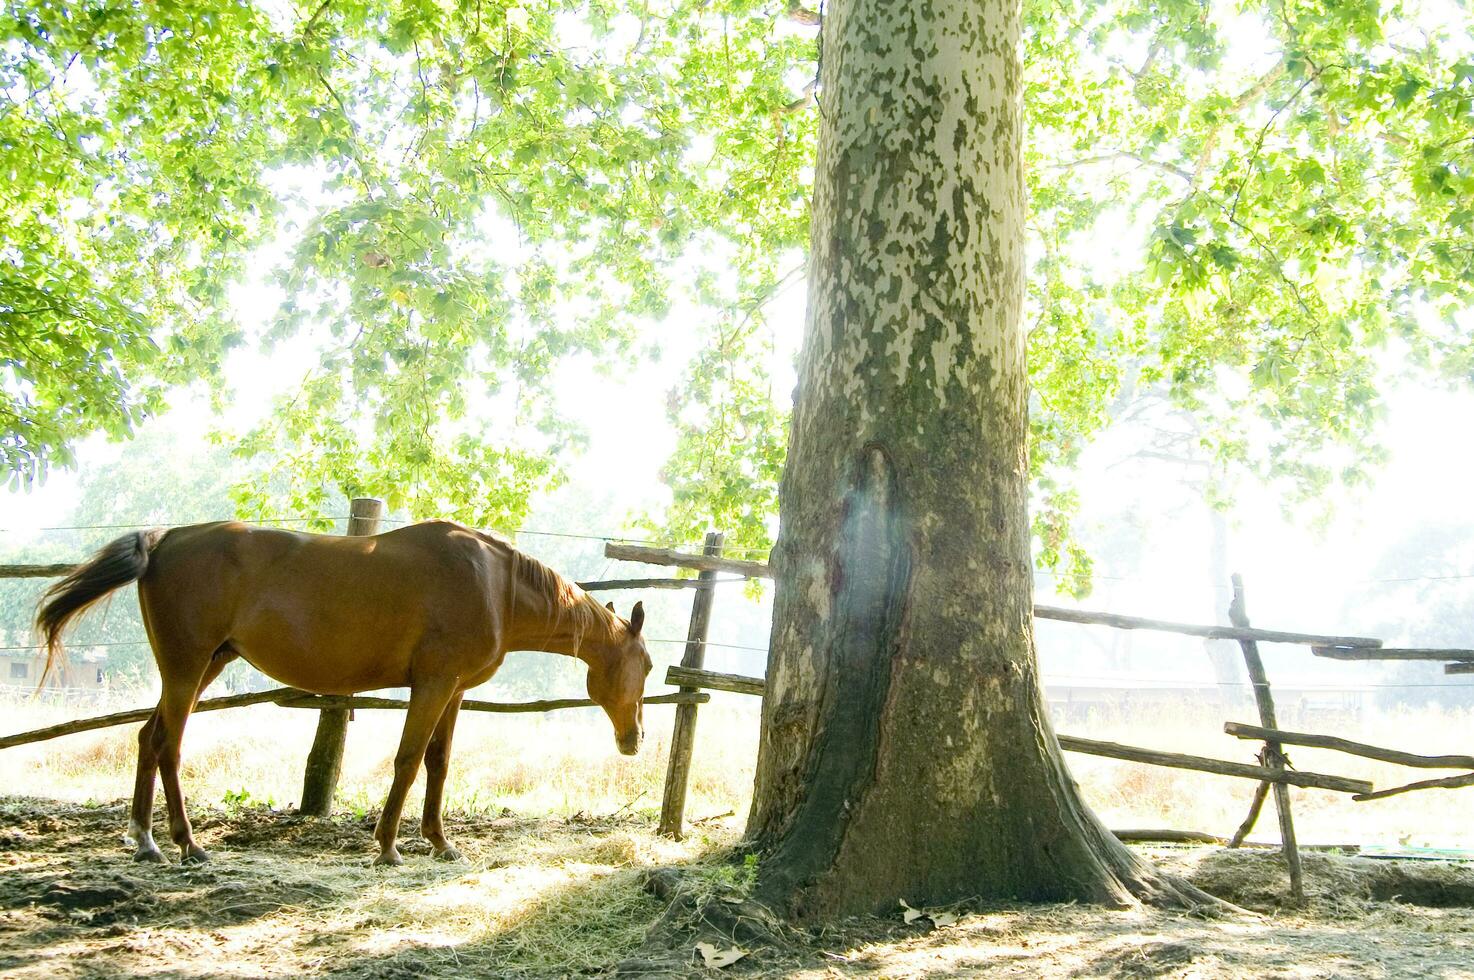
(617, 730, 642, 756)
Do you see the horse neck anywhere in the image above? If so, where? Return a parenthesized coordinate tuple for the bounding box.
(506, 567, 613, 660)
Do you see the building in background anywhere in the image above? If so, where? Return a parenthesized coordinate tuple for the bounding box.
(0, 647, 108, 691)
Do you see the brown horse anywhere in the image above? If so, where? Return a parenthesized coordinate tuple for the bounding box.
(35, 519, 652, 866)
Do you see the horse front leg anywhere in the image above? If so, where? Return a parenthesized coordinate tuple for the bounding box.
(374, 679, 458, 867)
(421, 693, 464, 861)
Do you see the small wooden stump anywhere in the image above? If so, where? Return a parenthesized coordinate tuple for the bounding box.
(298, 497, 384, 818)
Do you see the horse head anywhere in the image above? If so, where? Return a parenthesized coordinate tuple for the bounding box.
(585, 600, 651, 755)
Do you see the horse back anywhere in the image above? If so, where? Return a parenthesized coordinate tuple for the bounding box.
(138, 521, 511, 692)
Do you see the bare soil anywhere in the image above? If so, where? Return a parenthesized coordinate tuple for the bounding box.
(2, 795, 1472, 978)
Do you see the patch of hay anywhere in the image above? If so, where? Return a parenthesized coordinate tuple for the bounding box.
(1083, 939, 1206, 978)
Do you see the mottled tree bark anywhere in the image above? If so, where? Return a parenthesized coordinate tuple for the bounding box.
(747, 0, 1211, 921)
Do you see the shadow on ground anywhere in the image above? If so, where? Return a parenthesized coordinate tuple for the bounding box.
(3, 796, 1473, 979)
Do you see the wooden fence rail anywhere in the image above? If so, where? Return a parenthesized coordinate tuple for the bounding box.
(1312, 646, 1474, 661)
(0, 563, 76, 578)
(602, 543, 1398, 651)
(1224, 722, 1474, 771)
(661, 665, 1374, 796)
(0, 687, 709, 752)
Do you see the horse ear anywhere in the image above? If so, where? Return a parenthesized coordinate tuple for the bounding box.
(629, 601, 645, 634)
(605, 601, 616, 613)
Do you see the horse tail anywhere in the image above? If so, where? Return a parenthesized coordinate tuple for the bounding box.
(34, 529, 166, 688)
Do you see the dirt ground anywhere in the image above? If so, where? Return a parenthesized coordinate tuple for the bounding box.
(2, 795, 1472, 979)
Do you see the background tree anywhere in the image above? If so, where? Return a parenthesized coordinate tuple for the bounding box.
(0, 426, 245, 682)
(745, 0, 1209, 919)
(3, 0, 1470, 585)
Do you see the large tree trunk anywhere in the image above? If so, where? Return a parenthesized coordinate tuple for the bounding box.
(746, 0, 1209, 921)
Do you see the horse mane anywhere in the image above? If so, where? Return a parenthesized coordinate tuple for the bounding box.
(506, 544, 618, 645)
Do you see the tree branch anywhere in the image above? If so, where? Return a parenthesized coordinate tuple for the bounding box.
(786, 1, 820, 26)
(1050, 151, 1192, 183)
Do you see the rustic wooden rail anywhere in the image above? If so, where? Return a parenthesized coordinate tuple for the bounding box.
(603, 544, 774, 580)
(1224, 722, 1474, 771)
(660, 666, 1374, 795)
(577, 576, 740, 591)
(603, 543, 1387, 649)
(280, 691, 709, 713)
(0, 563, 76, 578)
(1352, 771, 1474, 801)
(1056, 735, 1371, 795)
(667, 665, 766, 696)
(1312, 646, 1474, 661)
(0, 687, 709, 752)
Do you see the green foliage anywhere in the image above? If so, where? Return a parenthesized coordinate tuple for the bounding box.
(653, 0, 1474, 588)
(3, 0, 1471, 591)
(1, 0, 297, 485)
(1016, 0, 1472, 586)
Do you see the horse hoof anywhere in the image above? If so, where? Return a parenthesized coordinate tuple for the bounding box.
(133, 847, 167, 864)
(434, 846, 464, 863)
(373, 850, 404, 868)
(182, 846, 211, 865)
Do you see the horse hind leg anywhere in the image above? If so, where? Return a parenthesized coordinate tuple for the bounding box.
(128, 708, 167, 863)
(132, 645, 236, 864)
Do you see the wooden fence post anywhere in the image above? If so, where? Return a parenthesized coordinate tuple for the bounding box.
(299, 497, 384, 817)
(1228, 573, 1305, 902)
(657, 531, 724, 838)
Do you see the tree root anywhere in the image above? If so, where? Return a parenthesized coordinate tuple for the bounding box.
(612, 867, 789, 975)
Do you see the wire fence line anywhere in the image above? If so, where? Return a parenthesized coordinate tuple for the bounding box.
(3, 519, 1469, 584)
(0, 516, 782, 562)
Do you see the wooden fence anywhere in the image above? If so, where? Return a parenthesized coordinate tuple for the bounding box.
(4, 512, 1474, 904)
(0, 499, 716, 816)
(606, 541, 1474, 904)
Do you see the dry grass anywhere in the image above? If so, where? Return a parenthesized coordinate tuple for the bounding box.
(0, 795, 741, 978)
(2, 690, 1470, 852)
(1063, 702, 1474, 849)
(0, 691, 761, 826)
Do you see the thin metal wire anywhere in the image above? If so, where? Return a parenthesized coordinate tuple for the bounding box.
(0, 517, 352, 533)
(645, 637, 771, 653)
(8, 516, 1473, 582)
(0, 641, 151, 651)
(0, 641, 1468, 688)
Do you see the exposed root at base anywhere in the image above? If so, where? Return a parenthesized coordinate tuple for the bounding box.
(613, 867, 788, 975)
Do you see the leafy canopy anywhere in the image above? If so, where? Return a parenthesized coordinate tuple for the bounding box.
(2, 0, 1470, 585)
